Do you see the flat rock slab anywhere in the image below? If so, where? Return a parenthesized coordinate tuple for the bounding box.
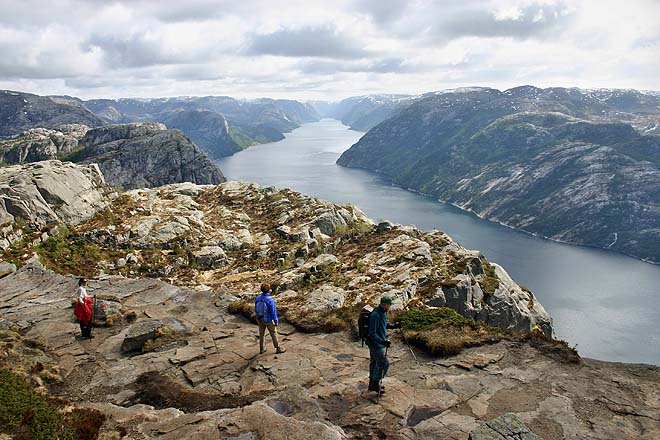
(121, 319, 163, 352)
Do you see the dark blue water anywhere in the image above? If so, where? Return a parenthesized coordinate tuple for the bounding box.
(218, 119, 660, 365)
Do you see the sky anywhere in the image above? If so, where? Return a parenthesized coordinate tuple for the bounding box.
(0, 0, 658, 101)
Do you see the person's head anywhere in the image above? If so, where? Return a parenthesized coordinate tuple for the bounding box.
(261, 283, 271, 294)
(380, 296, 393, 311)
(79, 278, 87, 287)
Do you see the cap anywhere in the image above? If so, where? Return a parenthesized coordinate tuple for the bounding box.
(380, 296, 393, 305)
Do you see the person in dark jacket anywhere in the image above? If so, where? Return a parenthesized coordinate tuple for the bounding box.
(367, 296, 400, 393)
(254, 283, 286, 354)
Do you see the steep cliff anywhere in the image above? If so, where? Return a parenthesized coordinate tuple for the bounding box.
(77, 122, 225, 190)
(338, 87, 660, 263)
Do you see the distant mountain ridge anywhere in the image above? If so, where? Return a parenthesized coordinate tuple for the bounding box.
(337, 85, 660, 263)
(83, 95, 321, 157)
(0, 90, 103, 138)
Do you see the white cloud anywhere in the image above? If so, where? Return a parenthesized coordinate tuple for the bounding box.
(0, 0, 656, 100)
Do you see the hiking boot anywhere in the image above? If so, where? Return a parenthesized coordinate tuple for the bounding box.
(368, 380, 385, 393)
(275, 347, 286, 354)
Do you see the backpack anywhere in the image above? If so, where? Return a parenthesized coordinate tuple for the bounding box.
(255, 296, 268, 321)
(358, 305, 374, 346)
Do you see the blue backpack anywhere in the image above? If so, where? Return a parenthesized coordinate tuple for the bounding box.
(255, 296, 267, 320)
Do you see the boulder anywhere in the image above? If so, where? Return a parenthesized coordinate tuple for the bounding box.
(0, 160, 108, 230)
(305, 285, 345, 311)
(310, 212, 347, 236)
(303, 254, 338, 272)
(93, 298, 123, 321)
(193, 246, 228, 269)
(120, 319, 163, 353)
(275, 225, 310, 242)
(469, 413, 542, 440)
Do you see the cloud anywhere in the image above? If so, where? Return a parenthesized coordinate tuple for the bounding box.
(245, 26, 369, 59)
(0, 0, 657, 99)
(436, 3, 575, 40)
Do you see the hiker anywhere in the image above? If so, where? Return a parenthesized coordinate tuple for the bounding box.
(367, 296, 401, 393)
(74, 278, 94, 338)
(254, 283, 286, 354)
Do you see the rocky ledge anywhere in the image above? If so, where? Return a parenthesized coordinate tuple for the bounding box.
(0, 260, 658, 439)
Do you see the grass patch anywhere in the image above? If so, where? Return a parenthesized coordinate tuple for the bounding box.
(0, 369, 105, 440)
(481, 261, 500, 296)
(398, 307, 510, 356)
(36, 227, 104, 277)
(57, 144, 87, 162)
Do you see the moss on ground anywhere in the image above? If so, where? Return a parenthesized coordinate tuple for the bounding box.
(397, 307, 511, 356)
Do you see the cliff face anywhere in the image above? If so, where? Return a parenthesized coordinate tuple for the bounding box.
(337, 87, 660, 263)
(78, 123, 226, 190)
(0, 124, 89, 163)
(0, 90, 103, 138)
(159, 109, 242, 159)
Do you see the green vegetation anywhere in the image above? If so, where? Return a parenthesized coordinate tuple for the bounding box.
(481, 261, 500, 296)
(36, 227, 104, 277)
(0, 369, 106, 440)
(397, 307, 510, 356)
(56, 144, 86, 162)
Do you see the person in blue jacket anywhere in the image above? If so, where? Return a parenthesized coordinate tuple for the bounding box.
(367, 296, 401, 393)
(254, 283, 286, 354)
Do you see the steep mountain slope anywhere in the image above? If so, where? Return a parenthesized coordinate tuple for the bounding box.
(338, 86, 660, 263)
(0, 90, 103, 138)
(76, 123, 225, 190)
(322, 94, 415, 131)
(159, 109, 242, 158)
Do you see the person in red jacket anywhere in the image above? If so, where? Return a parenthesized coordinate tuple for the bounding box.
(74, 278, 94, 338)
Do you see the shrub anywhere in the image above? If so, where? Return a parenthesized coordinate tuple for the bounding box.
(0, 369, 106, 440)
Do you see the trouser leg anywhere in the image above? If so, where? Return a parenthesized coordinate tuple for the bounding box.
(266, 322, 280, 349)
(258, 320, 266, 351)
(368, 348, 378, 380)
(370, 347, 388, 381)
(80, 321, 85, 337)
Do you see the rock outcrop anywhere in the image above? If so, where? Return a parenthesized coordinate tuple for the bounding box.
(63, 180, 552, 336)
(77, 122, 226, 190)
(0, 160, 108, 249)
(337, 86, 660, 263)
(0, 124, 89, 163)
(0, 90, 103, 138)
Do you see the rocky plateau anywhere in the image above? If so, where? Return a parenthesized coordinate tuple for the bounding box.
(1, 161, 659, 439)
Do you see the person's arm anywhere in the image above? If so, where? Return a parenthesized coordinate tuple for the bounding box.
(77, 287, 85, 304)
(269, 299, 279, 325)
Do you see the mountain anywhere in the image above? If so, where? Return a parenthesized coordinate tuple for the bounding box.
(0, 90, 103, 138)
(337, 86, 660, 263)
(159, 109, 242, 159)
(83, 95, 321, 156)
(76, 122, 225, 190)
(314, 94, 415, 131)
